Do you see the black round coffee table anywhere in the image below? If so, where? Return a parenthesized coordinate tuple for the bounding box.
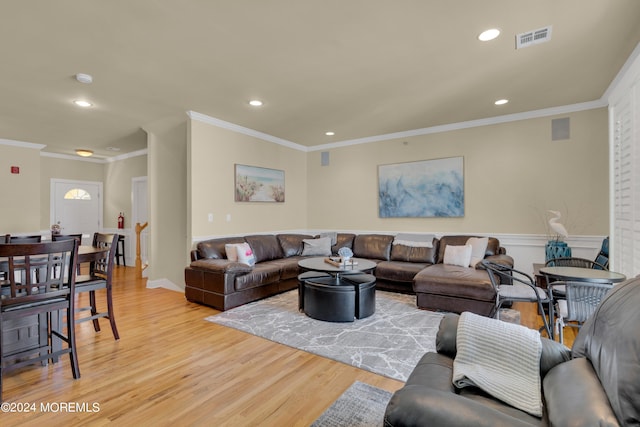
(298, 257, 376, 277)
(297, 258, 377, 322)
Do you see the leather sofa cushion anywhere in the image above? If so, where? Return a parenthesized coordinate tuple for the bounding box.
(332, 233, 356, 255)
(234, 263, 280, 291)
(435, 313, 460, 357)
(543, 358, 619, 427)
(388, 352, 542, 426)
(268, 257, 303, 280)
(413, 264, 495, 301)
(244, 234, 284, 263)
(375, 261, 429, 283)
(391, 239, 439, 263)
(352, 234, 393, 261)
(438, 236, 500, 263)
(277, 234, 313, 257)
(197, 237, 246, 259)
(190, 259, 252, 274)
(571, 277, 640, 424)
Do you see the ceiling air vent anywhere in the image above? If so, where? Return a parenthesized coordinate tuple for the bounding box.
(516, 26, 552, 49)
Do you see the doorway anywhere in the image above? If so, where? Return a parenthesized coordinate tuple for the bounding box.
(50, 179, 103, 242)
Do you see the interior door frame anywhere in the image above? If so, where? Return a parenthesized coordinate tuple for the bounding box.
(131, 176, 148, 229)
(50, 178, 104, 233)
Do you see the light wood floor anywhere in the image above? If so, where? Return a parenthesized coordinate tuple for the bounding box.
(2, 267, 571, 426)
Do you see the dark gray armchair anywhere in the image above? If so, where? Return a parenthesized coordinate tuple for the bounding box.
(384, 276, 640, 426)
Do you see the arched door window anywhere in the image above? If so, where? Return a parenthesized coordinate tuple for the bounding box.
(63, 188, 92, 200)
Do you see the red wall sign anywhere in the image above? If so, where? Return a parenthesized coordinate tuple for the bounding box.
(11, 166, 20, 174)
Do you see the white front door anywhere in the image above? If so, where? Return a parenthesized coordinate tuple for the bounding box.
(51, 179, 103, 240)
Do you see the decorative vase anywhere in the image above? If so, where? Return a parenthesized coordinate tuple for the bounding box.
(545, 240, 571, 262)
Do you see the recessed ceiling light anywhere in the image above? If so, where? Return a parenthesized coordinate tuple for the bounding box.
(75, 149, 94, 157)
(325, 131, 335, 136)
(495, 99, 509, 105)
(249, 100, 263, 107)
(73, 99, 92, 108)
(478, 28, 501, 41)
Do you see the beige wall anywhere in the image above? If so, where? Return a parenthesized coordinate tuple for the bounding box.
(104, 155, 148, 229)
(1, 142, 148, 236)
(189, 119, 308, 238)
(0, 144, 41, 233)
(147, 120, 188, 287)
(307, 108, 609, 236)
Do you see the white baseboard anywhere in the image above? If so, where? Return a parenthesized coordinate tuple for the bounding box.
(147, 278, 184, 292)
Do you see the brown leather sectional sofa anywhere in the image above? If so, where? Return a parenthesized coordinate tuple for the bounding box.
(184, 233, 513, 313)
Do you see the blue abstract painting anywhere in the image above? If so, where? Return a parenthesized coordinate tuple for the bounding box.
(378, 157, 464, 217)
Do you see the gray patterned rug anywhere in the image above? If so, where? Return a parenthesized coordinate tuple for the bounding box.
(205, 290, 444, 381)
(310, 381, 392, 427)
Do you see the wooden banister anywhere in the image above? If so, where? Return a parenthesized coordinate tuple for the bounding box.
(135, 222, 149, 279)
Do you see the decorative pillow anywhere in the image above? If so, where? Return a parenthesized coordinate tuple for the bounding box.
(236, 242, 256, 266)
(224, 243, 240, 262)
(319, 232, 338, 246)
(443, 244, 473, 267)
(466, 237, 489, 267)
(301, 237, 332, 256)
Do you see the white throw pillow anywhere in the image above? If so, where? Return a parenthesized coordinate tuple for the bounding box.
(466, 237, 489, 267)
(225, 243, 239, 262)
(236, 242, 256, 266)
(443, 244, 473, 268)
(301, 237, 332, 256)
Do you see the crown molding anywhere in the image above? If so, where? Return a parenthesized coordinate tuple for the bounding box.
(105, 148, 148, 163)
(187, 110, 308, 152)
(307, 99, 607, 152)
(0, 138, 46, 150)
(188, 97, 606, 154)
(40, 148, 148, 163)
(41, 151, 105, 163)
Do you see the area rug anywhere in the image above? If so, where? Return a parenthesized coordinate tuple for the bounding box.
(310, 381, 392, 427)
(205, 290, 444, 381)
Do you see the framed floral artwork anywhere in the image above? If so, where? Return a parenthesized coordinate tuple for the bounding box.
(235, 164, 285, 202)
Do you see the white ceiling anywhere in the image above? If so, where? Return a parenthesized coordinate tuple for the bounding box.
(2, 1, 640, 158)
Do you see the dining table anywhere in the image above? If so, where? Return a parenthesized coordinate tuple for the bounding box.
(539, 266, 626, 339)
(77, 244, 110, 264)
(539, 266, 627, 285)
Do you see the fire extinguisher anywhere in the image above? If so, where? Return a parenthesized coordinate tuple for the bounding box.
(118, 212, 125, 229)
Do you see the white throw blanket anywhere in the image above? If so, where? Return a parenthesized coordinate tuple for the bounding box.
(452, 312, 543, 417)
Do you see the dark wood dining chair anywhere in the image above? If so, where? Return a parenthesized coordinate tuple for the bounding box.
(7, 235, 42, 243)
(52, 233, 83, 243)
(52, 234, 83, 274)
(0, 240, 80, 402)
(75, 233, 120, 340)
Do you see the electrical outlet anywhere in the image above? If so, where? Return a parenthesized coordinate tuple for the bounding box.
(226, 214, 231, 222)
(208, 213, 214, 222)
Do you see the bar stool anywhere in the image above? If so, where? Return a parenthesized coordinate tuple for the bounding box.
(115, 235, 126, 266)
